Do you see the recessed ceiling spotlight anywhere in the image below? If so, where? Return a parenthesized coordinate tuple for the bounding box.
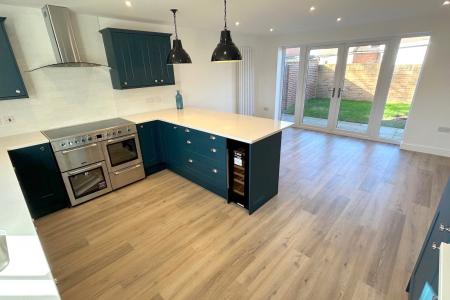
(337, 17, 342, 22)
(270, 28, 274, 32)
(235, 21, 240, 26)
(443, 1, 450, 5)
(125, 1, 132, 7)
(310, 6, 316, 12)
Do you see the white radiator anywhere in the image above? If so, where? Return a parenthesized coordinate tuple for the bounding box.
(237, 47, 255, 115)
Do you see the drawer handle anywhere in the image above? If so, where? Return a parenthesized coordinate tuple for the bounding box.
(212, 168, 218, 174)
(188, 159, 193, 163)
(114, 164, 141, 175)
(186, 140, 192, 144)
(432, 242, 441, 251)
(16, 89, 21, 94)
(211, 148, 217, 153)
(210, 135, 216, 140)
(185, 129, 190, 133)
(440, 224, 450, 232)
(173, 126, 177, 129)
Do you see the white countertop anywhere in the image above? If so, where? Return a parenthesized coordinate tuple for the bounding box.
(0, 108, 291, 299)
(440, 243, 450, 300)
(0, 132, 60, 299)
(124, 108, 293, 144)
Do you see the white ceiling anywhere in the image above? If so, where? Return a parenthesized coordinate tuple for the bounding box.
(0, 0, 448, 35)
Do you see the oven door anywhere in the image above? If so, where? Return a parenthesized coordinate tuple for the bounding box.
(102, 134, 142, 173)
(54, 142, 104, 172)
(62, 161, 112, 206)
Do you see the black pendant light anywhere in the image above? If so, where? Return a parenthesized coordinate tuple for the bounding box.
(167, 9, 192, 64)
(211, 0, 242, 62)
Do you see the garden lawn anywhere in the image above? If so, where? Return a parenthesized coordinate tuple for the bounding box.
(282, 98, 411, 129)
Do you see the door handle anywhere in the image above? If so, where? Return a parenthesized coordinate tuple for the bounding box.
(62, 143, 98, 154)
(338, 88, 342, 98)
(114, 164, 141, 175)
(68, 163, 103, 176)
(331, 88, 336, 98)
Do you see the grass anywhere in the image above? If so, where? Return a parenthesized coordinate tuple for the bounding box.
(282, 98, 411, 129)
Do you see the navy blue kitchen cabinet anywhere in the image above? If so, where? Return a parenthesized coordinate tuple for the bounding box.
(8, 143, 70, 219)
(407, 179, 450, 299)
(100, 28, 175, 90)
(136, 120, 283, 213)
(227, 133, 282, 214)
(137, 121, 165, 176)
(0, 17, 28, 100)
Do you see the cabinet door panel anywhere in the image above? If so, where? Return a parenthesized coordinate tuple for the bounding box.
(8, 143, 69, 218)
(137, 121, 164, 175)
(0, 20, 27, 100)
(112, 32, 144, 88)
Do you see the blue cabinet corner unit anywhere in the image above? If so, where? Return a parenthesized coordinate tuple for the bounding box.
(8, 143, 70, 219)
(0, 17, 28, 100)
(100, 28, 175, 90)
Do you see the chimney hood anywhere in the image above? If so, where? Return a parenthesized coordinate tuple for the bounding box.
(31, 5, 104, 70)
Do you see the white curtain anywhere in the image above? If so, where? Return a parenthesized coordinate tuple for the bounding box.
(237, 47, 255, 115)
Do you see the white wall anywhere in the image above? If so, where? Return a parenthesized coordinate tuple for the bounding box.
(252, 13, 450, 157)
(0, 4, 261, 137)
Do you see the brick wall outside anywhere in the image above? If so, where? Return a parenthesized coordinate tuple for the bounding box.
(281, 62, 422, 110)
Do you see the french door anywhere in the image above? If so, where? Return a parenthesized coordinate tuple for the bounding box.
(295, 39, 401, 141)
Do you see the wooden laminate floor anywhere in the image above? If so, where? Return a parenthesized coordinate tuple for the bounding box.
(35, 128, 450, 300)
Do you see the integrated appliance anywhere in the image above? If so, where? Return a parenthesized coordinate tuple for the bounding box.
(42, 118, 145, 206)
(228, 140, 249, 209)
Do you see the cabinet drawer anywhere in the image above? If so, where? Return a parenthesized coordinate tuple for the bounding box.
(182, 127, 226, 149)
(182, 151, 227, 190)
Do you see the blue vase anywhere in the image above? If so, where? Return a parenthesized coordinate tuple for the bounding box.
(175, 90, 184, 110)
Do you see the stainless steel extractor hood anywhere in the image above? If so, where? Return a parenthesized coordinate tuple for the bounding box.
(31, 4, 103, 70)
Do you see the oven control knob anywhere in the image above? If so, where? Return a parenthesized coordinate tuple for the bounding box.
(87, 136, 92, 141)
(61, 142, 66, 147)
(127, 128, 131, 132)
(118, 130, 122, 134)
(69, 141, 73, 146)
(81, 138, 85, 143)
(75, 140, 79, 144)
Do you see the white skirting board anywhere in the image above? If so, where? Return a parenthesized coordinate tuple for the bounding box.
(400, 142, 450, 158)
(236, 47, 255, 116)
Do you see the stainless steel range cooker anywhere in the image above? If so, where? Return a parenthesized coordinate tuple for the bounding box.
(42, 118, 145, 206)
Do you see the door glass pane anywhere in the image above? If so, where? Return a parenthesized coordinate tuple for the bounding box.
(379, 36, 430, 141)
(69, 167, 108, 199)
(337, 44, 385, 133)
(302, 48, 339, 127)
(107, 138, 138, 167)
(280, 48, 300, 122)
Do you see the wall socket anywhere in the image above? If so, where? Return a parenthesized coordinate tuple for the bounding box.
(438, 126, 450, 133)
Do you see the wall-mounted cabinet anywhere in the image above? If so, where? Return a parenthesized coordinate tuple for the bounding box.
(0, 17, 28, 100)
(100, 28, 175, 90)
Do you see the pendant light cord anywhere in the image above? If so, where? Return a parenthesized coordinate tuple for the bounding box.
(171, 9, 179, 39)
(224, 0, 228, 30)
